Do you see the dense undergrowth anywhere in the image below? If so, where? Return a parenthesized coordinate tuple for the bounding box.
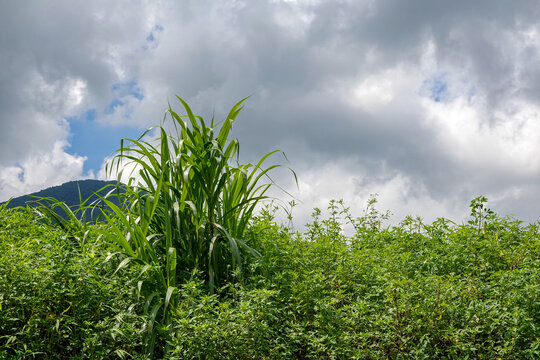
(1, 197, 538, 359)
(0, 204, 146, 359)
(1, 97, 539, 359)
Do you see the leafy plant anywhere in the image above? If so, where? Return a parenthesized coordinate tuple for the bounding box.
(32, 196, 92, 252)
(0, 207, 145, 359)
(469, 195, 497, 233)
(99, 95, 293, 356)
(1, 194, 538, 358)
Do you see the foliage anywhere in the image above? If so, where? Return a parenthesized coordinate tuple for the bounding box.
(166, 198, 539, 359)
(97, 96, 290, 355)
(0, 207, 147, 359)
(1, 193, 538, 358)
(1, 95, 538, 358)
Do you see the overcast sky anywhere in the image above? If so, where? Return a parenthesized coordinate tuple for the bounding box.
(1, 0, 540, 228)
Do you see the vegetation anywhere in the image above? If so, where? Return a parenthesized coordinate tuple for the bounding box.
(0, 97, 538, 359)
(2, 180, 115, 210)
(95, 96, 290, 355)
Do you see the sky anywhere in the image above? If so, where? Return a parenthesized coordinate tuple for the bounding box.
(1, 0, 540, 229)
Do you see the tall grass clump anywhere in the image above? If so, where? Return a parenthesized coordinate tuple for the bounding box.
(98, 96, 291, 354)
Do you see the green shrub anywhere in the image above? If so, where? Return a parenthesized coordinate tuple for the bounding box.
(0, 207, 146, 359)
(163, 198, 539, 359)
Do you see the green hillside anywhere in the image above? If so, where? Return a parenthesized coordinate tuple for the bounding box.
(2, 179, 116, 209)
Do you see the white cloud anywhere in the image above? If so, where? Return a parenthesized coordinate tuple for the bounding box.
(350, 71, 395, 111)
(421, 95, 540, 175)
(96, 153, 144, 185)
(0, 141, 91, 201)
(279, 158, 465, 234)
(22, 71, 89, 117)
(271, 0, 316, 39)
(348, 66, 423, 112)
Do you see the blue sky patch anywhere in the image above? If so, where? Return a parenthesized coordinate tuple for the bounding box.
(147, 25, 163, 42)
(107, 99, 125, 114)
(65, 80, 146, 174)
(106, 80, 145, 119)
(66, 109, 143, 174)
(422, 73, 449, 103)
(144, 24, 163, 49)
(111, 80, 144, 101)
(17, 169, 24, 183)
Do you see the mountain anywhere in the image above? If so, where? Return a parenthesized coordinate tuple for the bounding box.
(2, 179, 118, 210)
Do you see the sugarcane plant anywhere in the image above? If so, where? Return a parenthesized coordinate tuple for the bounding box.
(98, 95, 293, 355)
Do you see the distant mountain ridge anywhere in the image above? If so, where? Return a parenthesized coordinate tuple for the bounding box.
(2, 179, 117, 209)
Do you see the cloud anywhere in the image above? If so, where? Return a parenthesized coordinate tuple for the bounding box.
(0, 140, 90, 200)
(0, 1, 156, 162)
(1, 0, 540, 225)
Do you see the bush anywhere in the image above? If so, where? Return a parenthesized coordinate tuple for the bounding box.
(164, 199, 539, 359)
(0, 207, 146, 359)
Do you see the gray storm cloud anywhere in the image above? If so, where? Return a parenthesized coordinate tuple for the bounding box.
(1, 0, 539, 225)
